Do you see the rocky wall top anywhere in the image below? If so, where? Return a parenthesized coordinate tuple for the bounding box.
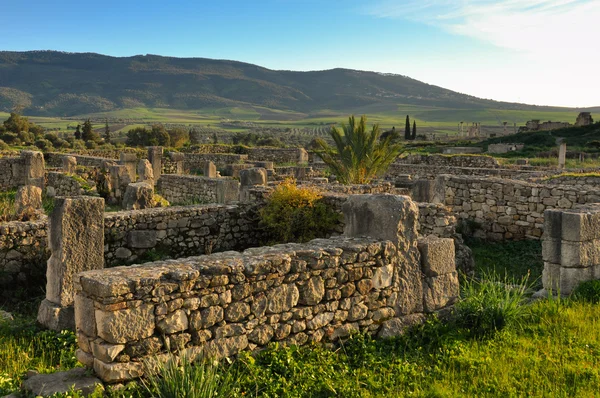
(396, 154, 499, 168)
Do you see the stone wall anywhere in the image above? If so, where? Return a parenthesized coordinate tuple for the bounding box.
(46, 172, 84, 197)
(0, 156, 22, 190)
(183, 154, 248, 172)
(47, 153, 108, 168)
(74, 195, 458, 382)
(540, 175, 600, 189)
(0, 217, 49, 291)
(385, 163, 540, 181)
(103, 204, 265, 266)
(157, 175, 240, 205)
(395, 154, 499, 168)
(248, 147, 308, 164)
(444, 176, 600, 240)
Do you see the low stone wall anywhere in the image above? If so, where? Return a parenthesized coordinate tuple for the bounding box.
(385, 163, 537, 181)
(301, 182, 408, 196)
(103, 204, 265, 266)
(183, 153, 248, 172)
(157, 175, 240, 205)
(248, 147, 308, 164)
(74, 195, 459, 383)
(0, 218, 49, 291)
(0, 156, 22, 190)
(47, 153, 109, 168)
(396, 154, 499, 168)
(444, 176, 600, 240)
(540, 175, 600, 189)
(46, 172, 84, 196)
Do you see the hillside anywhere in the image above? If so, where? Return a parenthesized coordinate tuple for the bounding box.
(0, 50, 594, 117)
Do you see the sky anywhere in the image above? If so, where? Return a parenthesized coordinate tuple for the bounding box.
(1, 0, 598, 108)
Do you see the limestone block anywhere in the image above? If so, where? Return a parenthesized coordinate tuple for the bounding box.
(128, 230, 158, 249)
(23, 367, 102, 397)
(248, 325, 274, 345)
(561, 207, 600, 242)
(62, 156, 77, 173)
(21, 150, 45, 188)
(15, 185, 42, 214)
(93, 358, 144, 383)
(44, 196, 105, 307)
(74, 294, 97, 337)
(204, 161, 217, 178)
(561, 240, 600, 268)
(109, 165, 131, 198)
(95, 304, 155, 344)
(266, 283, 299, 314)
(137, 159, 154, 183)
(559, 265, 600, 295)
(423, 272, 459, 313)
(542, 262, 561, 293)
(298, 276, 325, 305)
(90, 340, 125, 363)
(541, 239, 561, 264)
(37, 299, 75, 330)
(147, 146, 163, 183)
(418, 236, 456, 277)
(119, 153, 137, 181)
(372, 264, 394, 289)
(254, 161, 274, 170)
(240, 168, 267, 187)
(76, 349, 94, 368)
(157, 309, 189, 334)
(377, 313, 425, 338)
(216, 179, 240, 204)
(122, 182, 154, 210)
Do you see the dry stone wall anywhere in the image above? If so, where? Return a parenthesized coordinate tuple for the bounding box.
(46, 172, 85, 197)
(183, 153, 248, 171)
(157, 175, 240, 205)
(247, 148, 308, 164)
(0, 156, 22, 190)
(396, 154, 499, 168)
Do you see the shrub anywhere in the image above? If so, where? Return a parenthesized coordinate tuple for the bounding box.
(454, 273, 530, 338)
(85, 140, 97, 149)
(142, 353, 239, 398)
(0, 140, 8, 150)
(1, 133, 19, 145)
(571, 279, 600, 303)
(34, 138, 53, 151)
(260, 179, 341, 243)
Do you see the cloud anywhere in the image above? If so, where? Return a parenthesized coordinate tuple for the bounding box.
(363, 0, 600, 56)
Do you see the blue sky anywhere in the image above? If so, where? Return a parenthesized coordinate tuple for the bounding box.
(1, 0, 598, 107)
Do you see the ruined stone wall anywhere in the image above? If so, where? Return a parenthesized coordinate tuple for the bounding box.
(183, 153, 248, 172)
(48, 149, 143, 160)
(157, 175, 240, 205)
(444, 176, 600, 240)
(540, 175, 600, 189)
(247, 147, 308, 164)
(385, 163, 540, 181)
(103, 204, 265, 266)
(46, 172, 84, 196)
(395, 154, 499, 168)
(0, 156, 22, 190)
(0, 217, 49, 290)
(301, 182, 409, 195)
(47, 153, 108, 168)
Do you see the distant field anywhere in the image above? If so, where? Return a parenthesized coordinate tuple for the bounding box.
(1, 105, 583, 136)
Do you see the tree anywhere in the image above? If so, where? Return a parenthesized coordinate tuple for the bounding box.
(412, 120, 417, 140)
(315, 115, 403, 184)
(104, 120, 111, 144)
(74, 125, 82, 140)
(81, 119, 99, 142)
(405, 115, 411, 140)
(168, 127, 189, 148)
(3, 112, 30, 133)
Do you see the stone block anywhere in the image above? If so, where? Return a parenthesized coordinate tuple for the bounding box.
(122, 182, 154, 210)
(44, 196, 105, 308)
(542, 238, 561, 264)
(240, 168, 267, 187)
(95, 303, 155, 344)
(559, 265, 600, 295)
(74, 294, 96, 337)
(147, 146, 163, 183)
(119, 152, 137, 181)
(298, 276, 325, 305)
(418, 236, 455, 277)
(62, 156, 77, 173)
(204, 161, 217, 178)
(561, 207, 600, 242)
(128, 230, 158, 249)
(561, 240, 600, 268)
(542, 262, 561, 293)
(543, 209, 563, 240)
(254, 161, 274, 170)
(93, 358, 144, 383)
(37, 299, 75, 330)
(423, 272, 459, 313)
(23, 367, 102, 397)
(216, 179, 240, 204)
(377, 313, 425, 338)
(76, 349, 94, 368)
(157, 309, 189, 334)
(15, 185, 42, 214)
(21, 150, 45, 188)
(137, 159, 154, 183)
(90, 340, 125, 363)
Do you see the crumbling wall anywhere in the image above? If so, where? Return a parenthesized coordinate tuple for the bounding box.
(157, 175, 240, 205)
(0, 156, 22, 190)
(46, 172, 84, 196)
(183, 153, 248, 171)
(395, 154, 499, 168)
(247, 147, 308, 164)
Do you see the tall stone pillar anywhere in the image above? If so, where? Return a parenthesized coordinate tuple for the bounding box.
(558, 143, 567, 169)
(204, 161, 217, 178)
(119, 153, 137, 182)
(147, 147, 163, 185)
(21, 151, 45, 188)
(38, 196, 105, 330)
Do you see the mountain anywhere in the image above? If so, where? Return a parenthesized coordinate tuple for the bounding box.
(0, 50, 592, 117)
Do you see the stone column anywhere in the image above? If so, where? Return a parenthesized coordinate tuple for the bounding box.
(147, 146, 163, 185)
(216, 180, 240, 204)
(541, 205, 600, 296)
(119, 153, 137, 182)
(109, 165, 131, 202)
(21, 151, 45, 188)
(342, 194, 423, 319)
(38, 196, 105, 330)
(239, 168, 267, 202)
(204, 160, 217, 178)
(62, 156, 77, 174)
(558, 143, 567, 169)
(137, 159, 154, 183)
(168, 152, 185, 174)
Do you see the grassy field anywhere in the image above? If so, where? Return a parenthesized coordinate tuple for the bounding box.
(2, 240, 600, 397)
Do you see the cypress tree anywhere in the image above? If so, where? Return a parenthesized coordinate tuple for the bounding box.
(74, 125, 82, 140)
(104, 120, 111, 144)
(405, 115, 410, 140)
(412, 120, 417, 140)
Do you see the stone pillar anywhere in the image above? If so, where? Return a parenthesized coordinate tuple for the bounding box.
(342, 194, 423, 318)
(21, 151, 45, 188)
(137, 159, 154, 183)
(15, 185, 42, 214)
(418, 236, 458, 313)
(147, 146, 163, 185)
(38, 196, 105, 330)
(109, 165, 131, 201)
(62, 156, 77, 174)
(298, 148, 309, 163)
(168, 152, 185, 174)
(119, 153, 137, 182)
(204, 161, 217, 178)
(294, 167, 312, 181)
(216, 180, 240, 204)
(239, 168, 267, 202)
(558, 143, 567, 169)
(541, 205, 600, 296)
(122, 182, 154, 210)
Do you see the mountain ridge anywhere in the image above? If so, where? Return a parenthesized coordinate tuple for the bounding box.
(0, 50, 595, 117)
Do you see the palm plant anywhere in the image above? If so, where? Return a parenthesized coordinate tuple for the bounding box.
(315, 115, 403, 184)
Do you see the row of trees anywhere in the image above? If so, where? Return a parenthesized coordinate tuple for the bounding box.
(73, 120, 112, 144)
(125, 124, 189, 148)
